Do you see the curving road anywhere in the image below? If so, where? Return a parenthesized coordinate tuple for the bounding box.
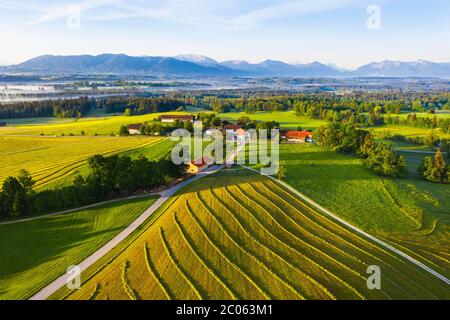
(30, 143, 449, 300)
(29, 164, 225, 300)
(28, 144, 248, 301)
(242, 164, 450, 286)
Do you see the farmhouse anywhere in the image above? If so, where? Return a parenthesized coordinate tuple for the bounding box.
(127, 123, 143, 135)
(188, 156, 213, 173)
(280, 130, 314, 143)
(223, 124, 242, 131)
(161, 115, 194, 123)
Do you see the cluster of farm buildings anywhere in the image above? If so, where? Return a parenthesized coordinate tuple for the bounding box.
(128, 114, 313, 142)
(129, 115, 314, 174)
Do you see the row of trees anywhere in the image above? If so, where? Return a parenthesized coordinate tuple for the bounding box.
(315, 122, 407, 177)
(0, 154, 187, 219)
(175, 91, 450, 114)
(0, 96, 96, 119)
(102, 96, 184, 114)
(385, 114, 450, 133)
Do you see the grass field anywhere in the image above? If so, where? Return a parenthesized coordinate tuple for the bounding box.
(219, 111, 326, 130)
(0, 136, 165, 189)
(0, 111, 192, 136)
(396, 112, 450, 119)
(276, 143, 449, 278)
(55, 169, 449, 300)
(372, 125, 450, 140)
(0, 110, 325, 136)
(0, 196, 159, 300)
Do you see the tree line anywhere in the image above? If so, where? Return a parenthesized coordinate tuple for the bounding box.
(102, 96, 185, 114)
(0, 153, 187, 219)
(385, 114, 450, 133)
(315, 122, 407, 178)
(0, 96, 95, 119)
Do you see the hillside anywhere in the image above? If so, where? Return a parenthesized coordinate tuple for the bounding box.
(57, 169, 449, 300)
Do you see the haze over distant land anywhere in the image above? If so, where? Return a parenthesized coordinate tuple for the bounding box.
(1, 54, 450, 78)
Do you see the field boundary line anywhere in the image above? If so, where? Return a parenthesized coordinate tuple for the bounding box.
(239, 164, 450, 286)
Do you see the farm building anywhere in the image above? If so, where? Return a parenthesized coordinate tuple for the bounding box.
(188, 156, 213, 173)
(223, 124, 250, 141)
(223, 124, 242, 131)
(0, 122, 6, 127)
(160, 115, 194, 123)
(127, 123, 143, 135)
(280, 130, 314, 143)
(236, 128, 251, 141)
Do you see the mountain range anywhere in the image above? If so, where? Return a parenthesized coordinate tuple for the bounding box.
(1, 54, 450, 78)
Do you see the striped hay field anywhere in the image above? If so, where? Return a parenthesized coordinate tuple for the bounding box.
(0, 136, 164, 189)
(62, 169, 450, 300)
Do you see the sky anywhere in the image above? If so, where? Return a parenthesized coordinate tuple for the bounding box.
(0, 0, 449, 69)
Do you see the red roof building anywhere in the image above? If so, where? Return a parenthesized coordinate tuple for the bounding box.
(224, 124, 242, 130)
(280, 130, 314, 143)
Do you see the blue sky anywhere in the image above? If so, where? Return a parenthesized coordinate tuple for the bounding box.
(0, 0, 449, 68)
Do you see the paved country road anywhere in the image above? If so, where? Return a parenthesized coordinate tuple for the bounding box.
(30, 142, 449, 300)
(30, 144, 243, 300)
(29, 164, 225, 300)
(242, 164, 450, 286)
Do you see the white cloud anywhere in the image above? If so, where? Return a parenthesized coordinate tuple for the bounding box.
(230, 0, 360, 29)
(5, 0, 368, 29)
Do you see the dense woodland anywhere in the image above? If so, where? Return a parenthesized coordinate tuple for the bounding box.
(3, 91, 449, 135)
(0, 96, 185, 119)
(0, 96, 95, 118)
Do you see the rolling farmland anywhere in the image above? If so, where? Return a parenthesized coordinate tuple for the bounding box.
(277, 143, 450, 278)
(59, 169, 450, 300)
(0, 136, 165, 189)
(219, 111, 326, 130)
(0, 111, 192, 136)
(0, 196, 159, 300)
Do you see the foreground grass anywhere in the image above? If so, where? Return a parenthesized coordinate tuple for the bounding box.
(0, 136, 163, 189)
(278, 143, 449, 277)
(0, 196, 158, 300)
(55, 170, 449, 300)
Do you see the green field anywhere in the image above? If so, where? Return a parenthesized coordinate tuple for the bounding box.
(219, 111, 326, 130)
(372, 125, 450, 140)
(0, 196, 159, 300)
(53, 169, 449, 300)
(0, 111, 192, 136)
(277, 143, 449, 277)
(0, 136, 165, 189)
(396, 112, 450, 119)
